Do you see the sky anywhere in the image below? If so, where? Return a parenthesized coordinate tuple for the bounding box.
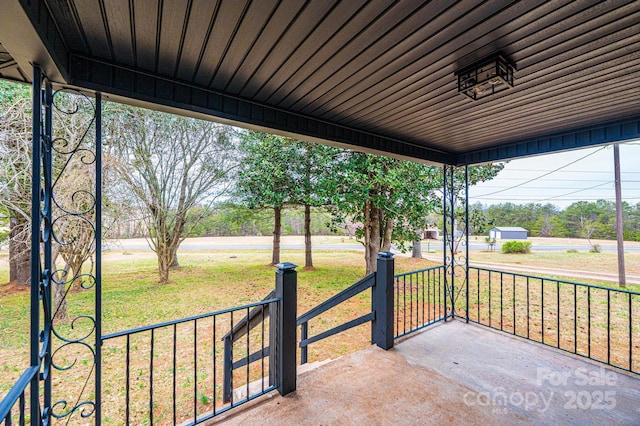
(468, 141, 640, 209)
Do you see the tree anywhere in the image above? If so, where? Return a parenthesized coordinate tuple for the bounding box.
(1, 84, 104, 321)
(329, 152, 441, 275)
(237, 132, 297, 265)
(0, 82, 33, 286)
(107, 106, 236, 283)
(0, 207, 9, 249)
(288, 141, 339, 269)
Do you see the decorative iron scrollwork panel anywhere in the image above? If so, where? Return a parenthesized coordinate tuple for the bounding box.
(443, 165, 469, 319)
(36, 84, 100, 424)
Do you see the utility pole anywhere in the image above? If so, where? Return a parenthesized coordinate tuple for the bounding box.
(613, 144, 626, 288)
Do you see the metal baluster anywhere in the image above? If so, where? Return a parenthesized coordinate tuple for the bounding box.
(557, 281, 560, 348)
(477, 269, 480, 323)
(512, 275, 516, 335)
(488, 271, 492, 327)
(194, 319, 198, 421)
(607, 290, 611, 364)
(213, 315, 217, 415)
(19, 391, 25, 425)
(403, 276, 406, 334)
(150, 329, 154, 425)
(230, 311, 234, 405)
(246, 307, 250, 402)
(499, 272, 503, 331)
(574, 286, 578, 354)
(541, 279, 545, 344)
(301, 322, 308, 364)
(126, 335, 130, 425)
(587, 287, 591, 358)
(409, 274, 413, 331)
(173, 324, 177, 425)
(392, 279, 400, 336)
(629, 294, 633, 372)
(526, 276, 530, 339)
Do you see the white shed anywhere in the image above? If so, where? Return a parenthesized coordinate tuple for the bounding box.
(489, 227, 528, 240)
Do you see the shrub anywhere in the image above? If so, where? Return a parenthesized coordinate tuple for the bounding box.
(566, 249, 579, 253)
(589, 244, 601, 253)
(501, 240, 531, 254)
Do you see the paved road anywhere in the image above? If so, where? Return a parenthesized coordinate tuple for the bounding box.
(108, 240, 640, 253)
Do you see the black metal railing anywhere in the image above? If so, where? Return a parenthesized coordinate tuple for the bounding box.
(0, 367, 39, 425)
(463, 267, 639, 374)
(100, 298, 279, 425)
(297, 252, 397, 364)
(221, 290, 275, 403)
(297, 274, 376, 364)
(394, 265, 446, 338)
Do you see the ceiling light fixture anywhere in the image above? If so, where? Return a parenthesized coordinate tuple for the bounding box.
(456, 54, 515, 100)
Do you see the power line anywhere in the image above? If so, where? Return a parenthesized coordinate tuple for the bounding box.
(472, 184, 640, 192)
(473, 181, 615, 202)
(538, 181, 612, 202)
(476, 147, 608, 197)
(471, 197, 640, 202)
(500, 169, 640, 174)
(472, 179, 640, 183)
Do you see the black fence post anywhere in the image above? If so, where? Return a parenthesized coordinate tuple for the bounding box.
(275, 262, 297, 396)
(373, 252, 395, 350)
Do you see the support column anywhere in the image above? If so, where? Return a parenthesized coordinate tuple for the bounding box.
(275, 262, 297, 396)
(373, 252, 395, 349)
(30, 64, 43, 426)
(41, 78, 53, 425)
(465, 165, 470, 322)
(95, 93, 103, 424)
(442, 165, 468, 320)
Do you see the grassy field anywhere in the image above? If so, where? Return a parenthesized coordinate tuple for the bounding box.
(0, 246, 638, 424)
(0, 249, 436, 423)
(469, 250, 640, 277)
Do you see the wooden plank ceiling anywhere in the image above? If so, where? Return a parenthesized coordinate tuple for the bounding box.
(2, 0, 640, 164)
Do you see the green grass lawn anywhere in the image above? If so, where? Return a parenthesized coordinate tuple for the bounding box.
(0, 250, 435, 382)
(470, 250, 640, 277)
(0, 249, 438, 423)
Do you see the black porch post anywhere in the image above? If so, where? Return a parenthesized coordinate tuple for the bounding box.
(95, 92, 103, 425)
(30, 64, 42, 426)
(442, 166, 447, 320)
(465, 165, 470, 323)
(275, 262, 297, 396)
(373, 252, 395, 349)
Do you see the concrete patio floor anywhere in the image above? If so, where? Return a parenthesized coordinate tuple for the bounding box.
(209, 320, 640, 425)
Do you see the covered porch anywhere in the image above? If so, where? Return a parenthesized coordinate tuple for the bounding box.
(211, 320, 640, 425)
(1, 1, 640, 424)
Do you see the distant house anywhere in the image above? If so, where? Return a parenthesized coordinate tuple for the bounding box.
(489, 227, 528, 240)
(423, 227, 440, 240)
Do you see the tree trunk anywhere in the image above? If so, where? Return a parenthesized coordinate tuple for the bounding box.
(9, 215, 30, 286)
(52, 248, 68, 323)
(364, 202, 381, 275)
(381, 217, 393, 252)
(412, 239, 423, 258)
(158, 253, 170, 284)
(53, 273, 68, 323)
(169, 252, 180, 269)
(272, 206, 282, 265)
(157, 241, 171, 284)
(304, 204, 313, 269)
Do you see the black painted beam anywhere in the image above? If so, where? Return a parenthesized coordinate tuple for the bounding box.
(68, 54, 455, 165)
(455, 116, 640, 166)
